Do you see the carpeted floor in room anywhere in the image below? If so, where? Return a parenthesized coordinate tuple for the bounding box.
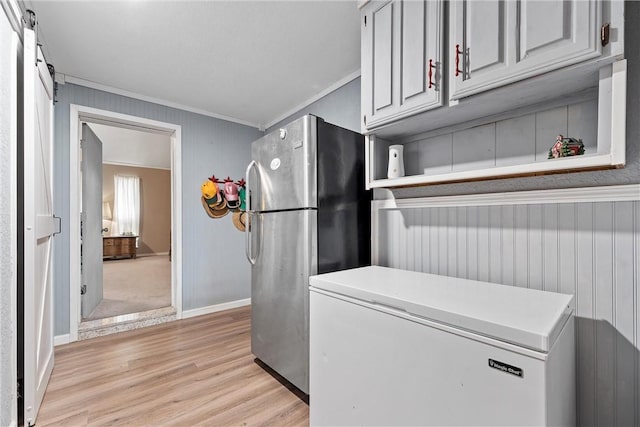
(85, 255, 171, 320)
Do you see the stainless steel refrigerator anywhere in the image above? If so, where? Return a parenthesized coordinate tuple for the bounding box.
(245, 115, 370, 394)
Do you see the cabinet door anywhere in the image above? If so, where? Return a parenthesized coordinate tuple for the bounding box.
(517, 0, 600, 70)
(361, 0, 398, 130)
(450, 0, 601, 100)
(399, 0, 443, 115)
(362, 0, 443, 131)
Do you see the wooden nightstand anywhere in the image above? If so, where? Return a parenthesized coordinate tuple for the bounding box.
(103, 236, 137, 260)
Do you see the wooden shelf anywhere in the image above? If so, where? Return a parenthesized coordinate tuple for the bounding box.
(365, 60, 626, 190)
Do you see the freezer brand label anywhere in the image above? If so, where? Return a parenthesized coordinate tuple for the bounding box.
(270, 158, 281, 170)
(488, 359, 523, 378)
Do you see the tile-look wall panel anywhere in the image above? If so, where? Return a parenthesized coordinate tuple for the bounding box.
(456, 208, 467, 279)
(447, 207, 457, 278)
(477, 206, 490, 282)
(613, 202, 637, 425)
(375, 200, 639, 427)
(528, 204, 543, 291)
(501, 205, 515, 286)
(489, 205, 502, 284)
(575, 203, 597, 425)
(514, 204, 529, 288)
(543, 204, 560, 293)
(467, 206, 478, 281)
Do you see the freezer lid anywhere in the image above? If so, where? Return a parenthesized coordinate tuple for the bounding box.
(248, 115, 317, 212)
(309, 266, 575, 353)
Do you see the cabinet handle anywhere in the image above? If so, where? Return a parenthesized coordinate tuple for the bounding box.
(428, 59, 436, 89)
(455, 44, 462, 77)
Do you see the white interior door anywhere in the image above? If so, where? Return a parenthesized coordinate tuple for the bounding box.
(80, 124, 103, 318)
(22, 27, 55, 427)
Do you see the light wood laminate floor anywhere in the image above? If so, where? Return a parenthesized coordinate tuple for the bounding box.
(38, 306, 309, 426)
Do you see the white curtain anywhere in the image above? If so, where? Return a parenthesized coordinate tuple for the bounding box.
(113, 175, 140, 241)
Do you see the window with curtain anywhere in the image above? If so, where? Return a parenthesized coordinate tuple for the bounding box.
(113, 175, 140, 243)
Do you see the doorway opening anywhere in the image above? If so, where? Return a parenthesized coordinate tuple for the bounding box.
(69, 105, 182, 341)
(83, 122, 172, 323)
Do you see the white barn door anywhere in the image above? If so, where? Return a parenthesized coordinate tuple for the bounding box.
(22, 26, 55, 426)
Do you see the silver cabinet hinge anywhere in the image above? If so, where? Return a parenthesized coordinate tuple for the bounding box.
(601, 23, 610, 47)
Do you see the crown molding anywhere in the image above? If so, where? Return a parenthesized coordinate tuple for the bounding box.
(57, 73, 262, 129)
(263, 69, 361, 130)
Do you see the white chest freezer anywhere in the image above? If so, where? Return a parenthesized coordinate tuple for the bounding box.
(309, 266, 575, 427)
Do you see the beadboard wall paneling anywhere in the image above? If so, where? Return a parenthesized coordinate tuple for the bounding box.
(53, 83, 263, 335)
(373, 196, 639, 427)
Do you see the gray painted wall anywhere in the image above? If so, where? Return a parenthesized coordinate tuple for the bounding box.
(375, 200, 640, 427)
(53, 83, 263, 335)
(267, 77, 361, 133)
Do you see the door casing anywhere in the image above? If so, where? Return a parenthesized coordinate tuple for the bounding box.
(69, 105, 183, 342)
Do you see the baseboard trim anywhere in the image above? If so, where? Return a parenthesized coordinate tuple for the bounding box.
(135, 251, 169, 258)
(54, 334, 70, 346)
(182, 298, 251, 319)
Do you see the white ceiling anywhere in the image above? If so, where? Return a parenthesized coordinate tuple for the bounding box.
(29, 1, 362, 129)
(88, 123, 171, 169)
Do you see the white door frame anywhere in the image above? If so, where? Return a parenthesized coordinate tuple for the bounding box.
(69, 104, 183, 342)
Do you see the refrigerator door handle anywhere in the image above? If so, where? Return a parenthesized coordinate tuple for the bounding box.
(246, 212, 259, 265)
(245, 160, 258, 212)
(245, 161, 258, 264)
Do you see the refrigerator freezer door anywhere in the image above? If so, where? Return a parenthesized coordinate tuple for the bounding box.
(251, 209, 317, 394)
(249, 115, 317, 212)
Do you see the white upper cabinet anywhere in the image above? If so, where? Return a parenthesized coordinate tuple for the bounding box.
(400, 1, 443, 113)
(358, 0, 626, 189)
(363, 0, 395, 127)
(361, 0, 443, 131)
(449, 0, 602, 100)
